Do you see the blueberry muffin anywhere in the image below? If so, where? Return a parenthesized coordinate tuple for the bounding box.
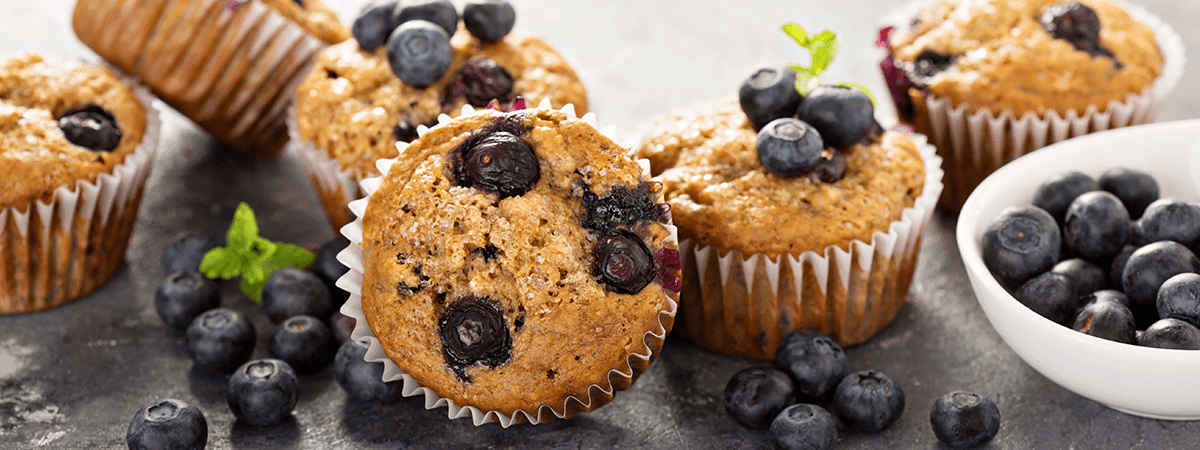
(72, 0, 349, 159)
(636, 74, 942, 359)
(341, 105, 677, 424)
(292, 1, 588, 228)
(880, 0, 1182, 210)
(0, 53, 159, 314)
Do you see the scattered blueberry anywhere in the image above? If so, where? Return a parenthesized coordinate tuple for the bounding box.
(1108, 244, 1138, 291)
(262, 267, 334, 323)
(929, 391, 1001, 449)
(1014, 272, 1078, 325)
(1099, 168, 1159, 219)
(981, 205, 1061, 290)
(738, 66, 802, 129)
(795, 84, 876, 150)
(1157, 272, 1200, 328)
(439, 296, 512, 381)
(396, 0, 459, 37)
(833, 370, 905, 433)
(334, 338, 403, 403)
(1062, 190, 1130, 261)
(58, 105, 122, 151)
(226, 359, 299, 427)
(1072, 296, 1136, 344)
(769, 404, 838, 450)
(443, 57, 515, 107)
(154, 270, 221, 331)
(126, 398, 207, 450)
(1132, 198, 1200, 248)
(1050, 258, 1106, 304)
(594, 231, 655, 295)
(312, 236, 351, 308)
(269, 315, 335, 375)
(756, 117, 823, 178)
(454, 130, 540, 197)
(352, 1, 401, 51)
(185, 308, 255, 374)
(772, 330, 849, 402)
(1139, 318, 1200, 350)
(1031, 171, 1097, 225)
(1122, 241, 1200, 327)
(463, 0, 516, 42)
(386, 20, 453, 88)
(161, 233, 219, 275)
(723, 366, 796, 430)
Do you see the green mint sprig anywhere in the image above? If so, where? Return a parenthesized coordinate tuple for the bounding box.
(199, 202, 315, 304)
(782, 23, 876, 104)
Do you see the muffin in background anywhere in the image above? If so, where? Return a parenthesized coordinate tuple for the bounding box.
(0, 53, 159, 314)
(72, 0, 349, 159)
(880, 0, 1184, 211)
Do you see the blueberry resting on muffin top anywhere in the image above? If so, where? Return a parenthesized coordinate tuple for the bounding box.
(448, 113, 539, 198)
(439, 295, 512, 382)
(58, 104, 122, 151)
(442, 57, 515, 108)
(594, 231, 656, 295)
(1041, 1, 1119, 66)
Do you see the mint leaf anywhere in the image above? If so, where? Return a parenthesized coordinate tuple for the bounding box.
(226, 203, 259, 251)
(271, 243, 317, 269)
(782, 23, 810, 47)
(809, 32, 838, 73)
(200, 247, 243, 279)
(789, 65, 821, 96)
(195, 202, 316, 304)
(240, 275, 266, 305)
(782, 23, 874, 101)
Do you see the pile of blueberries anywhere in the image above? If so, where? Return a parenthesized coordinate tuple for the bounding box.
(738, 66, 880, 183)
(724, 330, 1000, 450)
(983, 168, 1200, 349)
(125, 234, 402, 450)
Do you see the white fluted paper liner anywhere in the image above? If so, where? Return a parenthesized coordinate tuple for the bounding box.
(881, 0, 1185, 210)
(73, 0, 327, 159)
(0, 80, 160, 314)
(333, 100, 679, 427)
(678, 134, 943, 360)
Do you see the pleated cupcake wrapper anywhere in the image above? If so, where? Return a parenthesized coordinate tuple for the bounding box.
(287, 104, 368, 230)
(678, 134, 943, 360)
(0, 80, 161, 314)
(334, 100, 679, 427)
(73, 0, 327, 159)
(880, 0, 1185, 211)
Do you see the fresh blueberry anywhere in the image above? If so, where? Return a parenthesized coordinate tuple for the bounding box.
(772, 330, 849, 402)
(396, 0, 459, 37)
(185, 308, 255, 374)
(1079, 289, 1130, 309)
(929, 391, 1001, 449)
(1072, 297, 1136, 344)
(386, 20, 453, 88)
(1063, 190, 1131, 261)
(453, 130, 540, 197)
(126, 398, 207, 450)
(1099, 168, 1159, 219)
(795, 84, 876, 150)
(738, 66, 802, 130)
(162, 233, 219, 276)
(269, 315, 335, 375)
(833, 370, 905, 433)
(463, 0, 516, 42)
(1139, 318, 1200, 350)
(226, 359, 299, 427)
(1132, 198, 1200, 248)
(769, 404, 838, 450)
(58, 105, 122, 151)
(262, 268, 334, 323)
(443, 57, 515, 107)
(1109, 244, 1138, 291)
(439, 296, 512, 382)
(1015, 272, 1077, 325)
(593, 231, 656, 295)
(334, 338, 403, 403)
(1122, 241, 1200, 327)
(724, 366, 796, 430)
(352, 1, 401, 51)
(1157, 272, 1200, 328)
(756, 117, 823, 178)
(312, 236, 351, 308)
(154, 270, 221, 331)
(330, 312, 357, 344)
(981, 205, 1061, 290)
(1031, 171, 1098, 225)
(1050, 258, 1107, 303)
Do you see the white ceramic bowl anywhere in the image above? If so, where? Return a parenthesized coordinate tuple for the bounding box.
(957, 119, 1200, 421)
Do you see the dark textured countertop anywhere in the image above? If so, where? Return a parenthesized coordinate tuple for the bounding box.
(2, 1, 1200, 448)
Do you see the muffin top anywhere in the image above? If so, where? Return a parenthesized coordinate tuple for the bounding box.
(0, 53, 146, 208)
(636, 99, 926, 256)
(294, 25, 589, 180)
(887, 0, 1162, 117)
(359, 107, 676, 415)
(260, 0, 350, 44)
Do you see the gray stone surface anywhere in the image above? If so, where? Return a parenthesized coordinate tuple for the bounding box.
(2, 0, 1199, 448)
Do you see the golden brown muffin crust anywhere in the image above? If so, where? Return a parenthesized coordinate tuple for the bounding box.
(0, 53, 146, 208)
(295, 26, 589, 180)
(636, 99, 925, 256)
(888, 0, 1162, 117)
(260, 0, 350, 44)
(360, 109, 673, 415)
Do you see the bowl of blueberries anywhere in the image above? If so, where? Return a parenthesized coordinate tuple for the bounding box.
(957, 119, 1200, 420)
